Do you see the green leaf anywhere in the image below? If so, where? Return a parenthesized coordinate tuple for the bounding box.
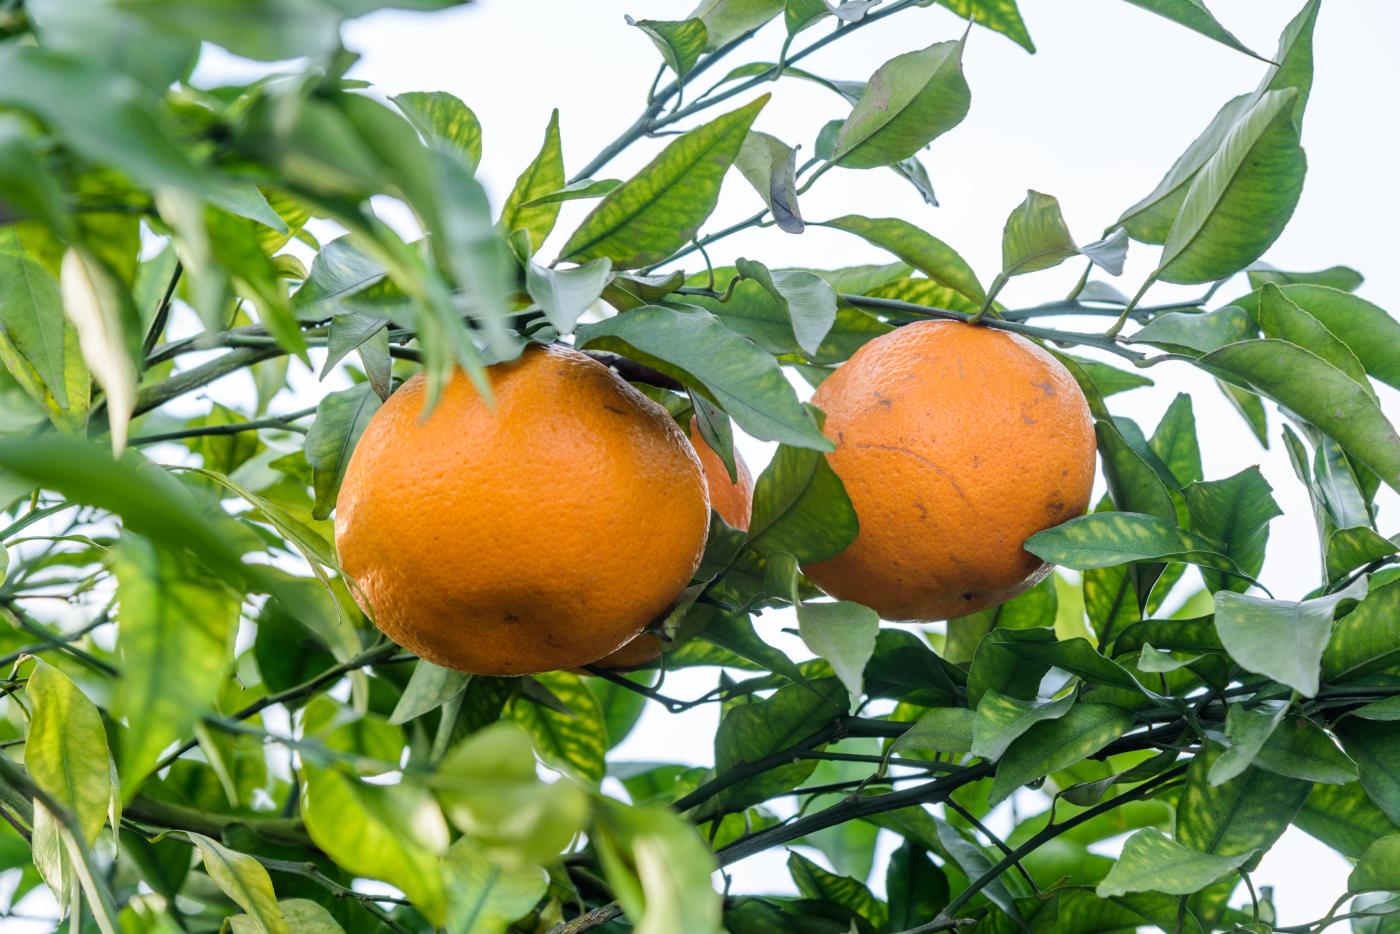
(0, 45, 211, 192)
(1254, 716, 1356, 785)
(525, 258, 612, 335)
(520, 178, 622, 208)
(431, 723, 589, 863)
(1338, 720, 1400, 827)
(1119, 0, 1263, 60)
(1183, 467, 1280, 593)
(988, 702, 1133, 805)
(935, 818, 1026, 921)
(734, 259, 837, 355)
(1214, 582, 1364, 696)
(1096, 828, 1250, 898)
(630, 17, 708, 77)
(1257, 283, 1370, 390)
(832, 36, 971, 169)
(304, 382, 381, 520)
(1295, 782, 1400, 859)
(1206, 700, 1287, 786)
(230, 900, 344, 934)
(443, 842, 548, 934)
(972, 689, 1076, 761)
(746, 437, 857, 562)
(61, 248, 139, 453)
(560, 96, 767, 267)
(702, 678, 845, 815)
(594, 797, 723, 934)
(1326, 527, 1397, 586)
(25, 661, 112, 845)
(787, 851, 886, 932)
(1129, 305, 1253, 354)
(1208, 339, 1400, 491)
(1323, 579, 1400, 682)
(922, 0, 1035, 52)
(885, 843, 949, 929)
(392, 90, 483, 171)
(112, 536, 238, 791)
(1148, 392, 1202, 486)
(1235, 284, 1400, 390)
(690, 0, 783, 48)
(1025, 512, 1246, 578)
(575, 304, 828, 449)
(1001, 191, 1125, 277)
(1248, 262, 1363, 292)
(1157, 90, 1306, 284)
(823, 215, 984, 305)
(302, 764, 450, 925)
(0, 238, 68, 408)
(891, 706, 975, 756)
(735, 131, 803, 233)
(509, 670, 607, 782)
(795, 599, 878, 711)
(187, 833, 289, 934)
(390, 660, 470, 725)
(1177, 746, 1310, 859)
(1351, 835, 1400, 894)
(499, 109, 565, 254)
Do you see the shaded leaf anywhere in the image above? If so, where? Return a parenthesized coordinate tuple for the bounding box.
(304, 383, 381, 520)
(988, 702, 1133, 805)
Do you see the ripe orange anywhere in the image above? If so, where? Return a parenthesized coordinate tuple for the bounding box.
(588, 422, 754, 670)
(803, 320, 1095, 621)
(334, 345, 711, 675)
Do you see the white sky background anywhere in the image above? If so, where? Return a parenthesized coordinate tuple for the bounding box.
(9, 0, 1400, 930)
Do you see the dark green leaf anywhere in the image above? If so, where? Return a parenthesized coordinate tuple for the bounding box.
(1235, 284, 1400, 390)
(885, 843, 949, 928)
(576, 305, 828, 448)
(823, 215, 983, 305)
(499, 109, 565, 254)
(1254, 716, 1356, 785)
(1323, 579, 1400, 682)
(304, 382, 381, 520)
(891, 707, 975, 756)
(1148, 393, 1202, 486)
(1206, 700, 1287, 786)
(1183, 467, 1280, 593)
(832, 37, 970, 169)
(1257, 282, 1370, 389)
(1096, 828, 1249, 898)
(735, 259, 837, 354)
(1129, 306, 1254, 354)
(1204, 339, 1400, 491)
(735, 131, 803, 233)
(1026, 512, 1245, 576)
(1295, 781, 1400, 859)
(988, 702, 1133, 805)
(1248, 262, 1363, 292)
(747, 440, 857, 563)
(390, 661, 470, 725)
(1157, 90, 1306, 284)
(1001, 191, 1125, 277)
(787, 851, 886, 932)
(935, 818, 1027, 920)
(1177, 746, 1309, 858)
(1119, 0, 1263, 60)
(560, 96, 767, 267)
(972, 689, 1076, 761)
(1338, 720, 1400, 826)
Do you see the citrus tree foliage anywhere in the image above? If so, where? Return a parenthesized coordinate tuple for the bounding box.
(0, 0, 1398, 932)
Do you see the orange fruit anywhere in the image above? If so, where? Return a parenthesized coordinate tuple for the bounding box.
(803, 320, 1095, 621)
(589, 422, 754, 670)
(334, 345, 710, 675)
